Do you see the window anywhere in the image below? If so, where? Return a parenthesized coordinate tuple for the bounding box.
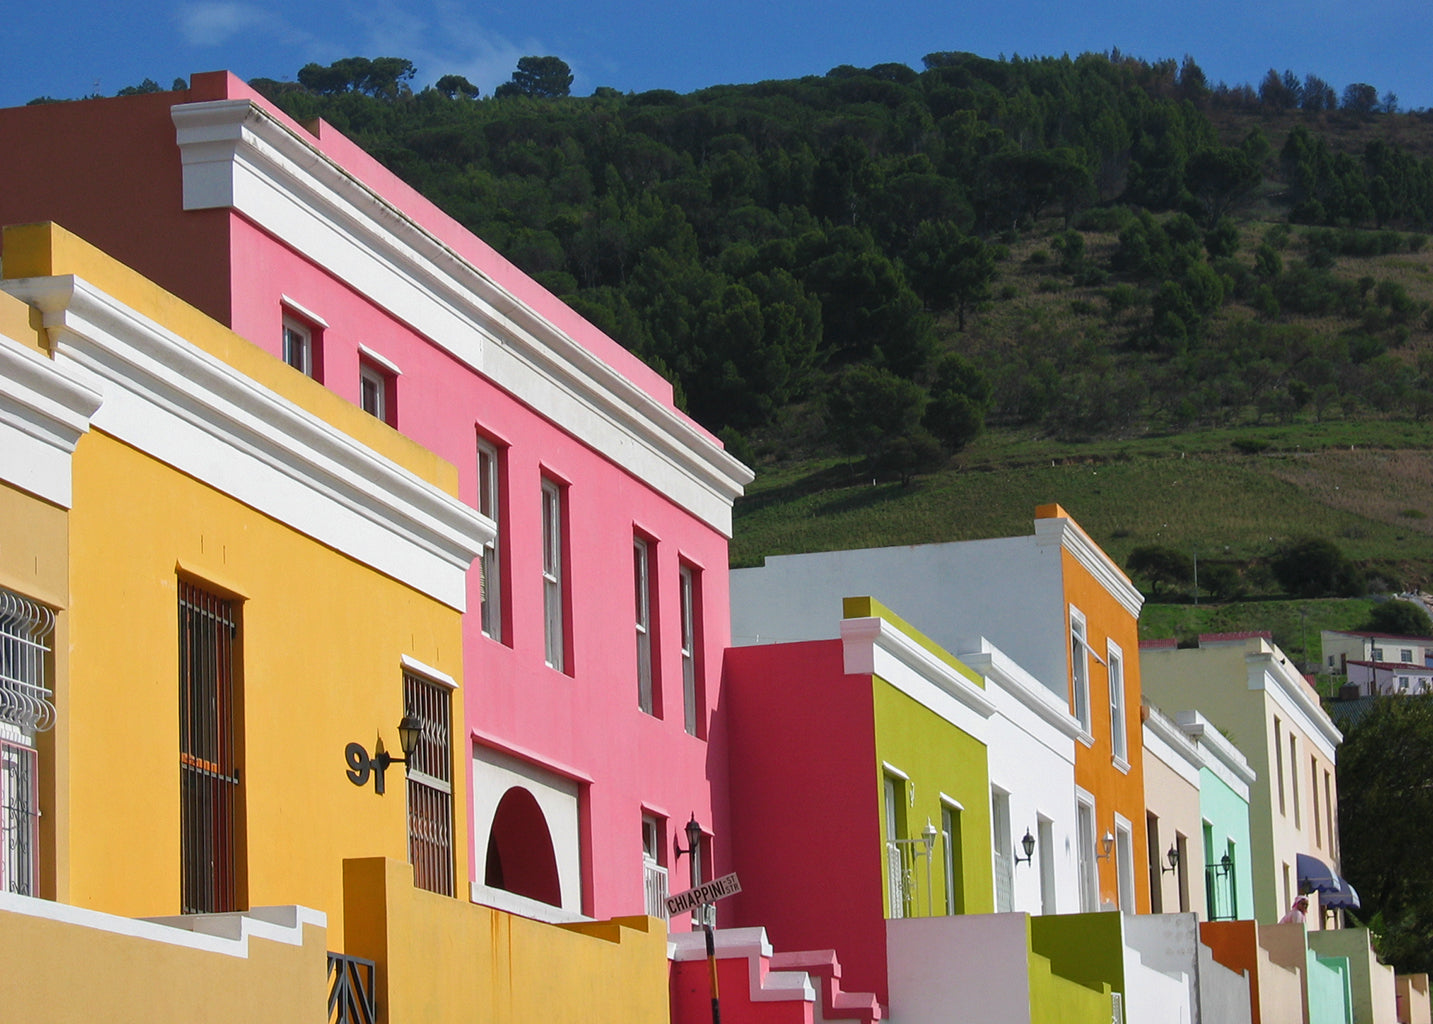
(541, 478, 567, 672)
(1108, 641, 1127, 765)
(884, 773, 908, 918)
(1175, 833, 1190, 912)
(476, 439, 504, 642)
(0, 586, 50, 898)
(634, 536, 657, 716)
(680, 565, 702, 737)
(405, 670, 454, 897)
(1114, 817, 1135, 912)
(1274, 717, 1285, 815)
(1147, 813, 1163, 914)
(1312, 756, 1322, 847)
(1076, 793, 1098, 913)
(1070, 607, 1090, 732)
(941, 802, 964, 915)
(281, 313, 322, 380)
(1325, 771, 1336, 858)
(642, 814, 668, 918)
(358, 362, 395, 425)
(178, 580, 243, 914)
(991, 788, 1014, 912)
(1402, 649, 1414, 663)
(1037, 817, 1056, 915)
(1289, 734, 1300, 829)
(1372, 646, 1385, 661)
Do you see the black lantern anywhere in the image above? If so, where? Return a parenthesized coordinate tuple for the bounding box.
(345, 713, 425, 795)
(1162, 844, 1180, 875)
(1015, 828, 1037, 866)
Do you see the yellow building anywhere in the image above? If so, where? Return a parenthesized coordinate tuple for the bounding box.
(0, 224, 670, 1023)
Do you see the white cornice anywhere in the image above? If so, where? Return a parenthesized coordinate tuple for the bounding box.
(1246, 650, 1342, 759)
(1034, 517, 1143, 617)
(3, 274, 491, 610)
(0, 334, 102, 507)
(171, 99, 752, 536)
(842, 615, 995, 741)
(958, 638, 1084, 743)
(1172, 709, 1255, 800)
(1142, 705, 1203, 788)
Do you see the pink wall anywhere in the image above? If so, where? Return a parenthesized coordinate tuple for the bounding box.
(0, 77, 737, 926)
(722, 641, 891, 1003)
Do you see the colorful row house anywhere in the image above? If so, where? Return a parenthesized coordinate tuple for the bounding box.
(0, 73, 754, 939)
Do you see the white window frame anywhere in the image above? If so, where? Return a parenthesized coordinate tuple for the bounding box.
(991, 787, 1015, 913)
(1070, 606, 1090, 733)
(884, 773, 908, 918)
(1274, 716, 1286, 815)
(1037, 816, 1056, 915)
(634, 536, 655, 716)
(477, 439, 503, 642)
(541, 478, 566, 672)
(359, 362, 390, 422)
(941, 800, 961, 915)
(642, 813, 668, 919)
(282, 316, 314, 377)
(1076, 789, 1098, 913)
(1108, 640, 1128, 767)
(680, 564, 700, 737)
(1289, 733, 1300, 829)
(1114, 814, 1135, 912)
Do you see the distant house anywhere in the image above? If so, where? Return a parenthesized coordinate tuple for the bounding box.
(1321, 629, 1433, 675)
(1344, 659, 1433, 696)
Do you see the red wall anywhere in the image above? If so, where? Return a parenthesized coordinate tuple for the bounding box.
(723, 640, 890, 1003)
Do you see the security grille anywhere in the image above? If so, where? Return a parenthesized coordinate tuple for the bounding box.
(404, 672, 453, 896)
(178, 581, 241, 914)
(0, 588, 55, 734)
(0, 739, 38, 895)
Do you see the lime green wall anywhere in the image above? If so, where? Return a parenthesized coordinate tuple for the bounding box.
(1030, 912, 1126, 997)
(872, 678, 994, 917)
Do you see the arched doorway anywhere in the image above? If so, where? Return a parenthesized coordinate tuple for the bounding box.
(484, 786, 562, 907)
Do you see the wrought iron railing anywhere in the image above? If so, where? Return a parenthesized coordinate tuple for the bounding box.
(887, 841, 907, 918)
(327, 951, 377, 1024)
(1205, 860, 1238, 921)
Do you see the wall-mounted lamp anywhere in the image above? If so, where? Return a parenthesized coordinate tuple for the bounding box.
(345, 713, 423, 795)
(1014, 829, 1037, 866)
(922, 818, 939, 856)
(1214, 852, 1233, 876)
(1096, 831, 1116, 861)
(1161, 844, 1180, 875)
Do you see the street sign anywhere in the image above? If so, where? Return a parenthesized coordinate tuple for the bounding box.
(666, 872, 742, 916)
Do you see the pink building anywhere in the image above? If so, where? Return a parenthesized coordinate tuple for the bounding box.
(0, 73, 752, 926)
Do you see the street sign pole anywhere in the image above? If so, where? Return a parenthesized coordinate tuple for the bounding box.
(666, 872, 742, 1024)
(705, 913, 721, 1024)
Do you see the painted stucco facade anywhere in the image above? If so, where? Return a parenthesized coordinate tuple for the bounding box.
(1142, 705, 1209, 920)
(0, 75, 753, 929)
(1177, 709, 1258, 924)
(1141, 635, 1343, 926)
(0, 225, 672, 1024)
(722, 598, 993, 1007)
(730, 505, 1149, 914)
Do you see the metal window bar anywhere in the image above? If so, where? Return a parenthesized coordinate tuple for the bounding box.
(644, 858, 669, 919)
(0, 588, 56, 734)
(404, 673, 453, 897)
(327, 951, 377, 1024)
(0, 739, 39, 895)
(178, 581, 240, 915)
(887, 841, 908, 918)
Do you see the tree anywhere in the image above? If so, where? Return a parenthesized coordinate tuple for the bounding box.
(1342, 83, 1379, 116)
(825, 365, 942, 484)
(435, 74, 480, 100)
(495, 56, 573, 99)
(1340, 696, 1433, 974)
(1365, 600, 1433, 638)
(924, 353, 992, 453)
(1269, 537, 1364, 597)
(1126, 546, 1194, 596)
(904, 220, 996, 331)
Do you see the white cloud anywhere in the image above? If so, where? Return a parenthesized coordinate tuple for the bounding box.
(176, 1, 317, 51)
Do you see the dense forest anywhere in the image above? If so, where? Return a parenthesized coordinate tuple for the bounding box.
(83, 52, 1433, 478)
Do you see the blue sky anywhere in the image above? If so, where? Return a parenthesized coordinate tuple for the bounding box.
(5, 0, 1430, 111)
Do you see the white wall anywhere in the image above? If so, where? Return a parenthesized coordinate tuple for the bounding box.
(886, 913, 1034, 1024)
(730, 538, 1069, 700)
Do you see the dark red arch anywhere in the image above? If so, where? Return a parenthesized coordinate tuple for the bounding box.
(484, 786, 562, 907)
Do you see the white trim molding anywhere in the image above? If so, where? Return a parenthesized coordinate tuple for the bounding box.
(2, 274, 491, 611)
(171, 99, 752, 536)
(0, 333, 102, 507)
(1173, 709, 1255, 800)
(400, 654, 457, 690)
(1034, 515, 1143, 618)
(1142, 704, 1203, 788)
(958, 637, 1085, 743)
(358, 344, 403, 376)
(842, 615, 995, 741)
(1246, 648, 1343, 758)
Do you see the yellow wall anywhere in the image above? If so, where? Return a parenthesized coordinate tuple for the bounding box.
(0, 900, 328, 1024)
(60, 430, 464, 940)
(345, 858, 671, 1024)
